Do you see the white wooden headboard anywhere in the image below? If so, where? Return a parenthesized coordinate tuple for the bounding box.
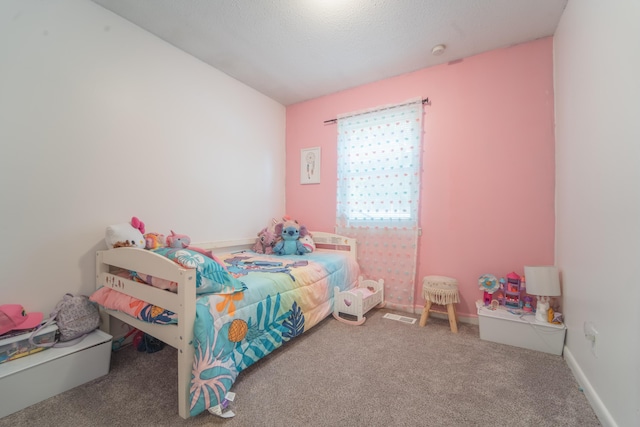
(196, 231, 357, 259)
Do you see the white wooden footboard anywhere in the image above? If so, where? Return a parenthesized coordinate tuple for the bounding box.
(96, 247, 196, 419)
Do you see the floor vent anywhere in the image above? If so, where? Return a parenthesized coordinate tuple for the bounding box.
(382, 313, 417, 324)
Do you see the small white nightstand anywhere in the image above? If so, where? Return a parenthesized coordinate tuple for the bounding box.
(476, 301, 566, 355)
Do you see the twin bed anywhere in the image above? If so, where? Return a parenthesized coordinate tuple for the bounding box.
(93, 232, 359, 419)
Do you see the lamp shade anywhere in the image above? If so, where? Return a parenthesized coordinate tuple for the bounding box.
(524, 266, 561, 296)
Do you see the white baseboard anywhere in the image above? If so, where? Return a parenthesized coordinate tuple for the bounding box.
(563, 347, 617, 427)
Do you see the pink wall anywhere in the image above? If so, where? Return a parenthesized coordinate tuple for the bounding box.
(285, 37, 556, 317)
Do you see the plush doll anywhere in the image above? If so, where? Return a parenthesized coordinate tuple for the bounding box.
(252, 218, 281, 254)
(144, 232, 166, 249)
(252, 227, 276, 254)
(299, 233, 316, 253)
(105, 217, 146, 249)
(166, 230, 191, 248)
(166, 230, 228, 270)
(273, 219, 310, 255)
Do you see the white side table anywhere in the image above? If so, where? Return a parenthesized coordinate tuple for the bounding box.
(476, 301, 566, 355)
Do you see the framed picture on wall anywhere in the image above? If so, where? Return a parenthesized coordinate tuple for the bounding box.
(300, 147, 320, 184)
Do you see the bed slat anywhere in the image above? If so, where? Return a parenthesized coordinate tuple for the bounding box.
(100, 247, 188, 282)
(104, 308, 183, 349)
(98, 272, 185, 314)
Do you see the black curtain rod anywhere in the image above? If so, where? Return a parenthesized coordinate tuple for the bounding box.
(323, 97, 430, 125)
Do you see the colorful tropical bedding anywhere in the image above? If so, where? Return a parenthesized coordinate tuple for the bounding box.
(92, 248, 359, 417)
(190, 249, 358, 415)
(91, 285, 178, 324)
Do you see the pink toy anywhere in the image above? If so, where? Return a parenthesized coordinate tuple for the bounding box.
(504, 272, 522, 309)
(166, 230, 228, 271)
(144, 232, 166, 249)
(166, 230, 191, 248)
(252, 225, 279, 254)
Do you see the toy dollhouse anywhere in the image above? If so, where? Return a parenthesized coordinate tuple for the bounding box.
(504, 272, 522, 308)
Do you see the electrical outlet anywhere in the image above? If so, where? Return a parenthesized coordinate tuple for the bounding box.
(583, 321, 598, 357)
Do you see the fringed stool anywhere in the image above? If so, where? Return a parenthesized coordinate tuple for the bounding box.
(419, 275, 460, 333)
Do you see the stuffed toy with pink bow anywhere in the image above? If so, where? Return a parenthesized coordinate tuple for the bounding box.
(105, 216, 146, 249)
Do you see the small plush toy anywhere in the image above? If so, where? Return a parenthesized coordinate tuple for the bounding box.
(273, 219, 310, 256)
(105, 217, 146, 249)
(166, 230, 191, 248)
(299, 233, 315, 253)
(252, 218, 281, 254)
(252, 227, 277, 254)
(166, 230, 228, 270)
(144, 232, 166, 249)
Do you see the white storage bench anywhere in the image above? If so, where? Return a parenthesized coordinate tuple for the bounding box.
(0, 329, 112, 418)
(476, 302, 566, 355)
(333, 276, 385, 325)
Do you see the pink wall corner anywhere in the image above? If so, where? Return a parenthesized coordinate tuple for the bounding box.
(285, 37, 556, 317)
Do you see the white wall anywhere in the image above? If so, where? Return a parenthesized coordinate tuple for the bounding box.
(0, 0, 286, 314)
(554, 1, 640, 426)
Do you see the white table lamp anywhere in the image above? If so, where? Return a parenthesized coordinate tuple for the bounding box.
(524, 266, 561, 323)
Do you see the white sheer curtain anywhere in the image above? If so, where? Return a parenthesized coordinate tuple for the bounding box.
(336, 99, 423, 313)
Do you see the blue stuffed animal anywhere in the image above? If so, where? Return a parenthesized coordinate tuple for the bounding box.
(273, 219, 309, 255)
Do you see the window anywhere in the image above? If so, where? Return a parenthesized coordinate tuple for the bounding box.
(336, 99, 423, 225)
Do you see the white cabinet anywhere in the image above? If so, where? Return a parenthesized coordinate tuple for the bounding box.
(0, 329, 112, 418)
(477, 302, 566, 355)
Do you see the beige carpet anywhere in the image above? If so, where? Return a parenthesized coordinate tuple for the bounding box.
(0, 309, 600, 427)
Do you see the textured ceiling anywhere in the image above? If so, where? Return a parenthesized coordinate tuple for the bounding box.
(92, 0, 567, 106)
